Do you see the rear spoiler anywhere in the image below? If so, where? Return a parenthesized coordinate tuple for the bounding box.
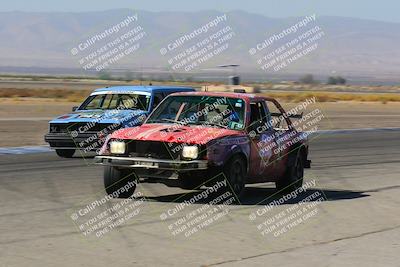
(270, 112, 303, 119)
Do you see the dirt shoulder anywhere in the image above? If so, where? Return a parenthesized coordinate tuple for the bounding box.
(1, 98, 399, 147)
(0, 98, 79, 147)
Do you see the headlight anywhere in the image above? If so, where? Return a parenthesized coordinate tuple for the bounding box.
(110, 141, 126, 154)
(182, 145, 198, 159)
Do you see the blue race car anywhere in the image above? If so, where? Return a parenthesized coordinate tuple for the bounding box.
(45, 86, 195, 158)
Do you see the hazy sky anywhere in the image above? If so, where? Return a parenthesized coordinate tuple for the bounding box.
(2, 0, 400, 23)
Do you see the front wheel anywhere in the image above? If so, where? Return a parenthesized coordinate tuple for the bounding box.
(276, 152, 304, 192)
(55, 149, 75, 158)
(104, 166, 137, 198)
(223, 156, 246, 199)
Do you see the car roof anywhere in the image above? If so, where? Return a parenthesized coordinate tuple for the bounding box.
(169, 91, 276, 102)
(93, 86, 195, 94)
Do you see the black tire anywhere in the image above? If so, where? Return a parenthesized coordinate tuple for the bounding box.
(104, 166, 137, 198)
(178, 172, 203, 190)
(223, 155, 246, 199)
(276, 151, 304, 192)
(55, 149, 75, 158)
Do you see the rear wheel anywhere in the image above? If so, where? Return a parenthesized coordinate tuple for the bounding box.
(104, 166, 137, 198)
(55, 149, 75, 158)
(276, 151, 304, 192)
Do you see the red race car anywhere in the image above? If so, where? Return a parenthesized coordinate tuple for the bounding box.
(95, 91, 311, 199)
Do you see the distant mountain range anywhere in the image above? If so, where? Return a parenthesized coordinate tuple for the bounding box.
(0, 9, 400, 80)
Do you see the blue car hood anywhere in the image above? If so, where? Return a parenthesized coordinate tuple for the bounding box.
(49, 109, 147, 125)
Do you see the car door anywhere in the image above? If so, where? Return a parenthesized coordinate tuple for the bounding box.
(247, 101, 279, 182)
(265, 100, 294, 179)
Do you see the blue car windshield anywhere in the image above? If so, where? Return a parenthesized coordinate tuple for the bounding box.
(79, 93, 151, 111)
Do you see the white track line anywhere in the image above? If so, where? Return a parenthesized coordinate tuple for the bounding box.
(0, 146, 51, 155)
(309, 127, 400, 135)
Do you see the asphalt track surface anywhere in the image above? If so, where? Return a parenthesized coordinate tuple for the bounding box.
(1, 131, 399, 266)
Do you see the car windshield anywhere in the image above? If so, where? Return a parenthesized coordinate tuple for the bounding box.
(146, 95, 246, 130)
(79, 93, 151, 111)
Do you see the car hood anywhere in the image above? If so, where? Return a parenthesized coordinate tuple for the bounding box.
(109, 123, 243, 145)
(49, 109, 147, 124)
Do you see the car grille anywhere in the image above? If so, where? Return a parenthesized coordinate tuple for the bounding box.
(50, 123, 119, 133)
(126, 141, 206, 160)
(126, 141, 181, 160)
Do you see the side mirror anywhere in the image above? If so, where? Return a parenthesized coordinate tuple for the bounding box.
(72, 106, 78, 112)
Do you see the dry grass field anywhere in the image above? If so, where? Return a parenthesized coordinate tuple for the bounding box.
(2, 87, 400, 103)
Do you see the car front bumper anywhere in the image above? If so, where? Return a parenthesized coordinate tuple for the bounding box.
(94, 156, 208, 171)
(44, 132, 104, 151)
